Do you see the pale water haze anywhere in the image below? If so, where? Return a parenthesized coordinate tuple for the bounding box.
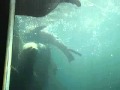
(14, 0, 120, 90)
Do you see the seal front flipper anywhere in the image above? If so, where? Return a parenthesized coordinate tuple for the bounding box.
(11, 65, 19, 74)
(10, 65, 19, 90)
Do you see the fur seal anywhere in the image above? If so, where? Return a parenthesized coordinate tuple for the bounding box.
(15, 0, 81, 17)
(23, 27, 81, 62)
(10, 42, 51, 90)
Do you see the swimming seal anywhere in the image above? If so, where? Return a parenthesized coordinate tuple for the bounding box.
(15, 0, 81, 17)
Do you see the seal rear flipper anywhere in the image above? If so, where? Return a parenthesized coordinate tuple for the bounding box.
(67, 52, 75, 62)
(68, 49, 82, 56)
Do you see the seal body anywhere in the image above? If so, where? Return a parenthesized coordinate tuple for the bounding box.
(10, 42, 51, 90)
(15, 0, 81, 17)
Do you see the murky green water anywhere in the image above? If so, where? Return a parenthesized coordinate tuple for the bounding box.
(13, 0, 120, 90)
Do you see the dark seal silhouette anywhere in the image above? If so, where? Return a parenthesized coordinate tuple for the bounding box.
(10, 42, 51, 90)
(15, 0, 81, 17)
(23, 26, 82, 62)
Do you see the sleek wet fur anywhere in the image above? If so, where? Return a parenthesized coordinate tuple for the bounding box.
(15, 0, 81, 17)
(10, 43, 51, 90)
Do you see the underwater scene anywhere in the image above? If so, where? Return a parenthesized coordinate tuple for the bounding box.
(10, 0, 120, 90)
